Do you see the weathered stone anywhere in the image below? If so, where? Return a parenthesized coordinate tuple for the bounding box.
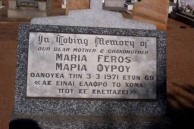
(103, 0, 127, 11)
(104, 0, 125, 8)
(132, 0, 169, 30)
(12, 23, 167, 129)
(38, 1, 46, 11)
(11, 1, 167, 129)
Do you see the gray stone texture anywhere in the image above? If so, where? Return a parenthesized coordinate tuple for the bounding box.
(31, 0, 156, 30)
(11, 0, 167, 128)
(11, 24, 167, 129)
(38, 1, 47, 11)
(104, 0, 125, 7)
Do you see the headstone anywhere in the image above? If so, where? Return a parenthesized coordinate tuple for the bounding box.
(18, 0, 38, 8)
(7, 0, 48, 18)
(104, 0, 125, 8)
(132, 0, 169, 30)
(10, 0, 167, 129)
(103, 0, 127, 11)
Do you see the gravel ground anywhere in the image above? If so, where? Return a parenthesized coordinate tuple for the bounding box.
(0, 18, 194, 129)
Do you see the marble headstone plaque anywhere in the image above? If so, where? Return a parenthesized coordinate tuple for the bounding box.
(27, 31, 157, 99)
(11, 24, 167, 129)
(17, 0, 38, 7)
(11, 0, 167, 128)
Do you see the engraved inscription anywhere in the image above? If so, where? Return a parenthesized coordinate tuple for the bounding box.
(27, 32, 157, 99)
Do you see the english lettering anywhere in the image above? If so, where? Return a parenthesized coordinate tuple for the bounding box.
(98, 55, 131, 63)
(56, 54, 87, 62)
(56, 63, 87, 71)
(56, 35, 88, 46)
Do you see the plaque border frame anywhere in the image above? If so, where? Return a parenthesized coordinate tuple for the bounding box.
(14, 24, 166, 117)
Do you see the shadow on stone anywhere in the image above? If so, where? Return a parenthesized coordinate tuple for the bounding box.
(9, 119, 41, 129)
(167, 83, 194, 129)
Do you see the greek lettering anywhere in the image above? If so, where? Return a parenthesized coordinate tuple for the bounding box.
(97, 64, 130, 72)
(79, 81, 107, 87)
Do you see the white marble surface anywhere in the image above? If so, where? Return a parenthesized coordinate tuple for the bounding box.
(27, 32, 157, 99)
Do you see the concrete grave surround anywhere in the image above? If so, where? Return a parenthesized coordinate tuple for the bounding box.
(11, 0, 167, 129)
(132, 0, 169, 30)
